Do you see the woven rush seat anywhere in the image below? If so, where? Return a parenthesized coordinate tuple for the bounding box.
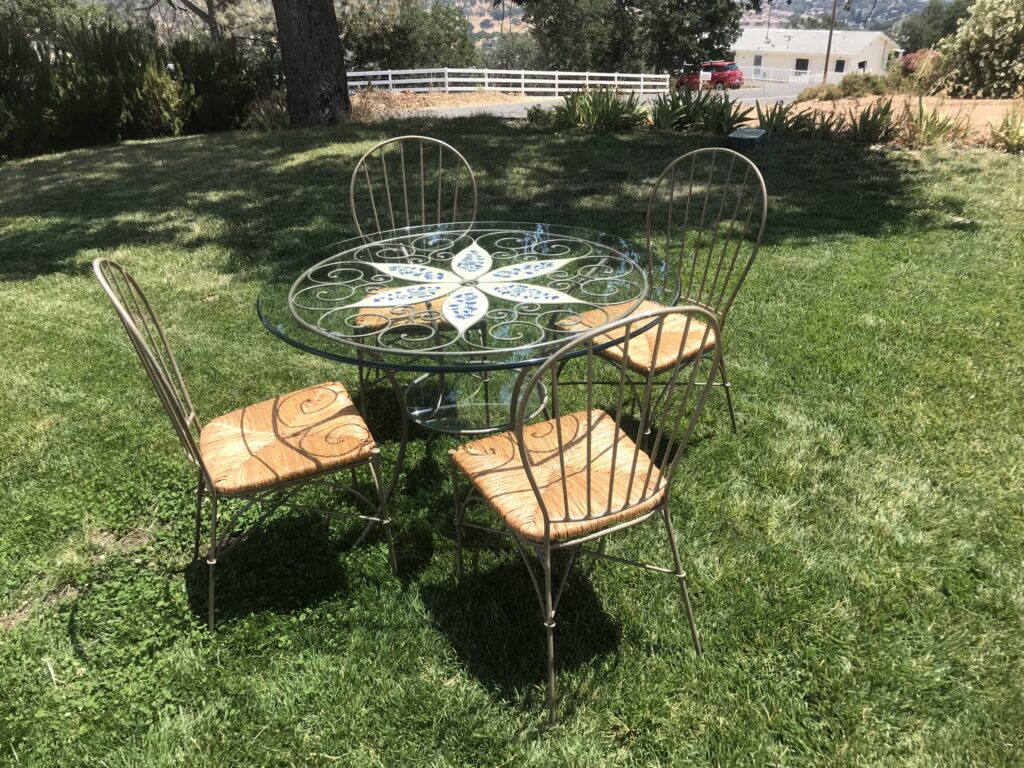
(354, 293, 450, 332)
(452, 409, 665, 543)
(199, 382, 375, 495)
(569, 300, 717, 375)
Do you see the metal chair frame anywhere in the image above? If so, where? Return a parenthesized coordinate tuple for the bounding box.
(348, 135, 480, 412)
(448, 306, 722, 723)
(349, 135, 478, 239)
(645, 148, 767, 431)
(94, 259, 396, 631)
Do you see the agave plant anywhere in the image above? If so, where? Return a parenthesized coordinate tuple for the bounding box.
(846, 98, 899, 143)
(700, 93, 754, 136)
(790, 109, 844, 141)
(551, 88, 646, 132)
(648, 92, 682, 131)
(756, 100, 795, 137)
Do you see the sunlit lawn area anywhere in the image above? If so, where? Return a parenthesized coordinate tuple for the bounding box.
(1, 117, 1022, 765)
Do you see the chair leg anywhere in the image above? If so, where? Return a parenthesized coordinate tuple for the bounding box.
(448, 451, 465, 580)
(718, 356, 737, 434)
(541, 544, 557, 725)
(369, 450, 398, 576)
(207, 494, 218, 632)
(661, 506, 702, 656)
(192, 473, 205, 562)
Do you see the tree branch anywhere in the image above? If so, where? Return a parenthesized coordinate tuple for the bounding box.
(171, 0, 212, 23)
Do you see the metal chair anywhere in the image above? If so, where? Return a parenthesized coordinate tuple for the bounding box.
(348, 135, 480, 404)
(93, 259, 396, 631)
(448, 306, 722, 723)
(350, 135, 478, 239)
(572, 148, 767, 431)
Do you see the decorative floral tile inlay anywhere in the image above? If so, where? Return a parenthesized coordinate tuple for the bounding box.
(345, 242, 582, 334)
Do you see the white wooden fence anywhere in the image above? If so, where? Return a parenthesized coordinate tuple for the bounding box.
(746, 66, 846, 85)
(348, 68, 671, 96)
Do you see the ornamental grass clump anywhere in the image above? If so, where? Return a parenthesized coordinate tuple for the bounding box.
(989, 107, 1024, 153)
(901, 97, 970, 147)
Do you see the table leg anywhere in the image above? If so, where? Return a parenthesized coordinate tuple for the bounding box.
(379, 368, 410, 502)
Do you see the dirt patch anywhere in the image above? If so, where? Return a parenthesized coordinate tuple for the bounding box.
(87, 526, 153, 552)
(350, 89, 527, 121)
(794, 96, 1021, 141)
(1, 586, 78, 631)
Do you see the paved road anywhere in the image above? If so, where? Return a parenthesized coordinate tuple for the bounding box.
(421, 80, 807, 119)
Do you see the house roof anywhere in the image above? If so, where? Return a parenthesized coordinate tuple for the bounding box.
(733, 28, 900, 56)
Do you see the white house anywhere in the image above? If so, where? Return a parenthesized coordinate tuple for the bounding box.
(732, 28, 902, 83)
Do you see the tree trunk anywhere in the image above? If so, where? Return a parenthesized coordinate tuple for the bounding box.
(270, 0, 351, 126)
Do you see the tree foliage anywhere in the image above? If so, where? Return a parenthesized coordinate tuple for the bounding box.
(507, 0, 746, 72)
(344, 0, 478, 70)
(941, 0, 1024, 97)
(893, 0, 971, 52)
(482, 32, 542, 69)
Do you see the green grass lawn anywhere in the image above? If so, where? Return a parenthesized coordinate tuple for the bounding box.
(1, 118, 1023, 766)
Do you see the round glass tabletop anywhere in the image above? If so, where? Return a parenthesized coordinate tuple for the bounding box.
(258, 222, 653, 375)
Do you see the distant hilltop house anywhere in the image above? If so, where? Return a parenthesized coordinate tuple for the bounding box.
(732, 28, 902, 82)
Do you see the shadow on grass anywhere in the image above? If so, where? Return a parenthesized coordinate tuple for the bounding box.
(183, 513, 354, 624)
(1, 116, 947, 282)
(419, 555, 620, 705)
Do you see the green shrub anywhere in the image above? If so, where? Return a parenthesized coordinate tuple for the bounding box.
(0, 17, 279, 157)
(839, 73, 889, 98)
(551, 88, 647, 132)
(526, 104, 555, 126)
(171, 37, 280, 134)
(941, 0, 1024, 98)
(795, 83, 843, 102)
(990, 108, 1024, 153)
(901, 97, 968, 147)
(1, 19, 184, 155)
(0, 20, 53, 157)
(244, 90, 289, 132)
(846, 97, 898, 142)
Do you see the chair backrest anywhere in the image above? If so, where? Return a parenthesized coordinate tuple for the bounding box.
(93, 258, 202, 467)
(512, 306, 721, 543)
(349, 135, 478, 238)
(646, 148, 767, 330)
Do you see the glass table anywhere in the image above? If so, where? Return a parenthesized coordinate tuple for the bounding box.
(258, 222, 654, 492)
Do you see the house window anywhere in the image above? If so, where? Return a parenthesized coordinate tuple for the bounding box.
(858, 60, 867, 70)
(794, 58, 809, 73)
(753, 54, 763, 68)
(834, 59, 845, 73)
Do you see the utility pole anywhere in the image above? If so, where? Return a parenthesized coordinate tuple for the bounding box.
(822, 0, 839, 84)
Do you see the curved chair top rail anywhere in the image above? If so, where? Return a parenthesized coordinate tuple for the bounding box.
(645, 148, 767, 328)
(93, 258, 202, 467)
(349, 135, 478, 239)
(512, 305, 722, 543)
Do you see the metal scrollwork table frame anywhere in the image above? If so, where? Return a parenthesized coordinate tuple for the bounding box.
(257, 222, 658, 496)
